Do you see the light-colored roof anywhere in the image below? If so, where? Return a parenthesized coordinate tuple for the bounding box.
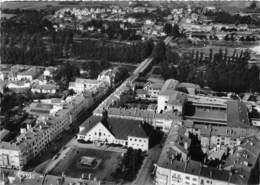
(161, 79, 179, 92)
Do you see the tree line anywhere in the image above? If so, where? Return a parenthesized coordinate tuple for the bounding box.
(153, 41, 260, 93)
(204, 10, 260, 26)
(71, 39, 154, 63)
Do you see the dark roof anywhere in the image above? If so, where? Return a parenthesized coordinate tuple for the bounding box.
(227, 100, 250, 128)
(79, 116, 148, 140)
(200, 166, 230, 182)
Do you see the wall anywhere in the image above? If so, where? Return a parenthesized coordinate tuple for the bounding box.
(128, 136, 149, 151)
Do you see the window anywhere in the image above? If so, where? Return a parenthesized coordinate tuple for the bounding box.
(129, 138, 132, 141)
(135, 139, 137, 141)
(139, 139, 142, 142)
(186, 176, 190, 180)
(192, 178, 197, 181)
(185, 182, 190, 185)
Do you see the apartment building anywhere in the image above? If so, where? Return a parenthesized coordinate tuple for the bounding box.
(155, 124, 260, 185)
(0, 95, 94, 169)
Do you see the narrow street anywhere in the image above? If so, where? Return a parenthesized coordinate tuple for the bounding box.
(131, 145, 162, 185)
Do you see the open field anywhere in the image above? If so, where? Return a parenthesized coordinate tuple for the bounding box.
(50, 147, 121, 182)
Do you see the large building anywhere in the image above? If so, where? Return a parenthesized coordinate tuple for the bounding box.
(155, 124, 260, 185)
(77, 116, 149, 151)
(69, 69, 116, 94)
(184, 97, 250, 128)
(157, 90, 187, 114)
(0, 94, 94, 169)
(69, 78, 101, 93)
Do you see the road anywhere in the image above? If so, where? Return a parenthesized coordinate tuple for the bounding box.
(131, 145, 162, 185)
(93, 56, 154, 116)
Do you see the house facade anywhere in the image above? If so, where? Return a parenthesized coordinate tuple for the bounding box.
(77, 116, 149, 151)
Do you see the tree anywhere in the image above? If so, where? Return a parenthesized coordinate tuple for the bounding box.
(54, 63, 80, 89)
(152, 41, 166, 64)
(163, 23, 173, 35)
(249, 1, 257, 9)
(172, 24, 180, 37)
(247, 65, 260, 92)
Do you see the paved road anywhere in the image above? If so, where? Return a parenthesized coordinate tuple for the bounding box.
(131, 145, 162, 185)
(44, 146, 74, 174)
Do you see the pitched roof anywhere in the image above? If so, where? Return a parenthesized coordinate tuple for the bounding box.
(161, 79, 179, 92)
(79, 116, 148, 140)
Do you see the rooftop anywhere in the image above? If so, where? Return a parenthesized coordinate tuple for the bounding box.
(224, 136, 260, 184)
(79, 116, 148, 140)
(178, 82, 200, 89)
(75, 78, 99, 84)
(227, 100, 250, 128)
(161, 79, 179, 92)
(189, 107, 227, 122)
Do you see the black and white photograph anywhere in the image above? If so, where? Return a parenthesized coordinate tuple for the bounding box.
(0, 0, 260, 184)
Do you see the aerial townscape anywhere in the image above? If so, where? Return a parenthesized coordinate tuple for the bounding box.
(0, 0, 260, 185)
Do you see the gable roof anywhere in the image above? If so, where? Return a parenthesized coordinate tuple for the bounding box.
(79, 116, 148, 140)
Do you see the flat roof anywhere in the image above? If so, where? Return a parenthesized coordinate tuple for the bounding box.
(186, 107, 227, 122)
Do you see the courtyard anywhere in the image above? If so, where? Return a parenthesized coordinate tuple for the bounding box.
(50, 147, 122, 182)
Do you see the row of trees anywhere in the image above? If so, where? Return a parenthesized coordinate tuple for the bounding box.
(204, 10, 260, 26)
(153, 41, 260, 93)
(163, 23, 183, 37)
(72, 39, 154, 63)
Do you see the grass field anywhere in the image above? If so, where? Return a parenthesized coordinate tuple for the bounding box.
(50, 147, 121, 182)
